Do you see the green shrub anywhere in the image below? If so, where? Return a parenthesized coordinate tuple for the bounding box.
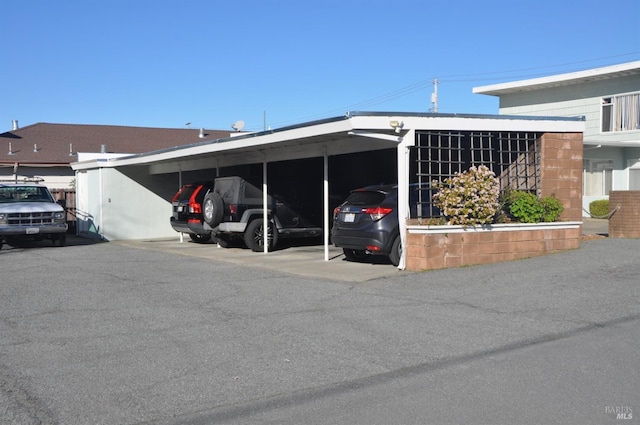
(507, 191, 544, 223)
(505, 191, 564, 223)
(589, 199, 610, 217)
(540, 196, 564, 222)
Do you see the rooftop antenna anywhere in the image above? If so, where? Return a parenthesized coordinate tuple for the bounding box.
(185, 122, 191, 128)
(231, 120, 245, 132)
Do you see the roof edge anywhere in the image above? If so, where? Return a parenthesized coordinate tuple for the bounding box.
(473, 60, 640, 96)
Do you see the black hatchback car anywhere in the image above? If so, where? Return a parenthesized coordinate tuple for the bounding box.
(332, 183, 428, 266)
(332, 183, 403, 266)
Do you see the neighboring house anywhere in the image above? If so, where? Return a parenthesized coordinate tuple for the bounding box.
(0, 121, 231, 189)
(473, 61, 640, 216)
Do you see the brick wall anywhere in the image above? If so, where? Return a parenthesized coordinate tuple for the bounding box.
(539, 132, 583, 222)
(405, 224, 581, 271)
(609, 191, 640, 238)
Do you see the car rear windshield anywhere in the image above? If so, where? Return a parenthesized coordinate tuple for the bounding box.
(175, 186, 197, 202)
(343, 191, 387, 206)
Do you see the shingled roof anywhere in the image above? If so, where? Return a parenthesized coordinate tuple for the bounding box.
(0, 123, 232, 166)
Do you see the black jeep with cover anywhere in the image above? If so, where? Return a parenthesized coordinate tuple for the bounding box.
(171, 176, 322, 251)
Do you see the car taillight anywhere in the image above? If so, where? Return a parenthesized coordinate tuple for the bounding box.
(333, 206, 341, 219)
(362, 207, 393, 221)
(188, 186, 203, 214)
(229, 204, 237, 215)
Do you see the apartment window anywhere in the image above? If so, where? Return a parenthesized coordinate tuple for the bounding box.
(601, 92, 640, 132)
(584, 159, 613, 196)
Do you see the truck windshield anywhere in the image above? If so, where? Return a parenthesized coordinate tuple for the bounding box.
(0, 186, 54, 203)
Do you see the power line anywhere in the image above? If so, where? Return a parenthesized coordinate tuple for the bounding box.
(248, 52, 640, 131)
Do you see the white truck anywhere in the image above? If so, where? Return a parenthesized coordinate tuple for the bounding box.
(0, 182, 68, 249)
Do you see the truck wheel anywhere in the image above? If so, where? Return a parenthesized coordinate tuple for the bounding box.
(189, 233, 212, 243)
(244, 219, 279, 252)
(203, 192, 224, 227)
(54, 233, 66, 247)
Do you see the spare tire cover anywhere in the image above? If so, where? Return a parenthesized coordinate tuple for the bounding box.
(203, 192, 224, 227)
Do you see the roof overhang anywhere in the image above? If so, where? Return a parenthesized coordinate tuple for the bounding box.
(473, 61, 640, 96)
(71, 112, 585, 173)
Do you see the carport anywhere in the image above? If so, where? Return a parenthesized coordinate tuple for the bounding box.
(71, 112, 584, 270)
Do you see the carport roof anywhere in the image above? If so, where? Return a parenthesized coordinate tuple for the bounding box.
(71, 111, 585, 173)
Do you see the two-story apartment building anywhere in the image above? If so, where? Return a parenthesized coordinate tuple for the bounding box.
(473, 61, 640, 216)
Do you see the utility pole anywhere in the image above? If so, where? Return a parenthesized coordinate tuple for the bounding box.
(430, 78, 439, 112)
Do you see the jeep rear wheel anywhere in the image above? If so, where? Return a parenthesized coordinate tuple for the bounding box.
(203, 192, 224, 227)
(244, 219, 278, 252)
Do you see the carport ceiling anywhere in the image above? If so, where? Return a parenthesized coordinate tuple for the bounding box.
(109, 113, 401, 174)
(146, 130, 397, 174)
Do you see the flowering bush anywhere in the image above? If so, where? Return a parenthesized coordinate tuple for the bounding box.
(432, 165, 500, 225)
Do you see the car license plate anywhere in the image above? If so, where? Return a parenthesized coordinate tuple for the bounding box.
(344, 213, 355, 223)
(177, 206, 183, 212)
(26, 228, 40, 235)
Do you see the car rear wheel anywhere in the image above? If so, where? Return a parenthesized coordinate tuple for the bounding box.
(343, 248, 369, 262)
(203, 192, 224, 227)
(389, 235, 401, 266)
(189, 233, 212, 243)
(244, 219, 278, 252)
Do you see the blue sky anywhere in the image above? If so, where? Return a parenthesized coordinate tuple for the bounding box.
(2, 0, 639, 132)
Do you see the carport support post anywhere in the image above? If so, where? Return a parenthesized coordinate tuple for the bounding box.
(396, 130, 413, 270)
(323, 146, 329, 261)
(178, 169, 184, 243)
(262, 154, 269, 254)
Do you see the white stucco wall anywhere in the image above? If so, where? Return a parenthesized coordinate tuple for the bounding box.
(77, 166, 177, 241)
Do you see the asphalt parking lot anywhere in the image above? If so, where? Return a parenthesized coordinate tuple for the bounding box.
(1, 218, 637, 425)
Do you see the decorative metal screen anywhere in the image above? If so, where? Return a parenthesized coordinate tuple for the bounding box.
(412, 130, 542, 218)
